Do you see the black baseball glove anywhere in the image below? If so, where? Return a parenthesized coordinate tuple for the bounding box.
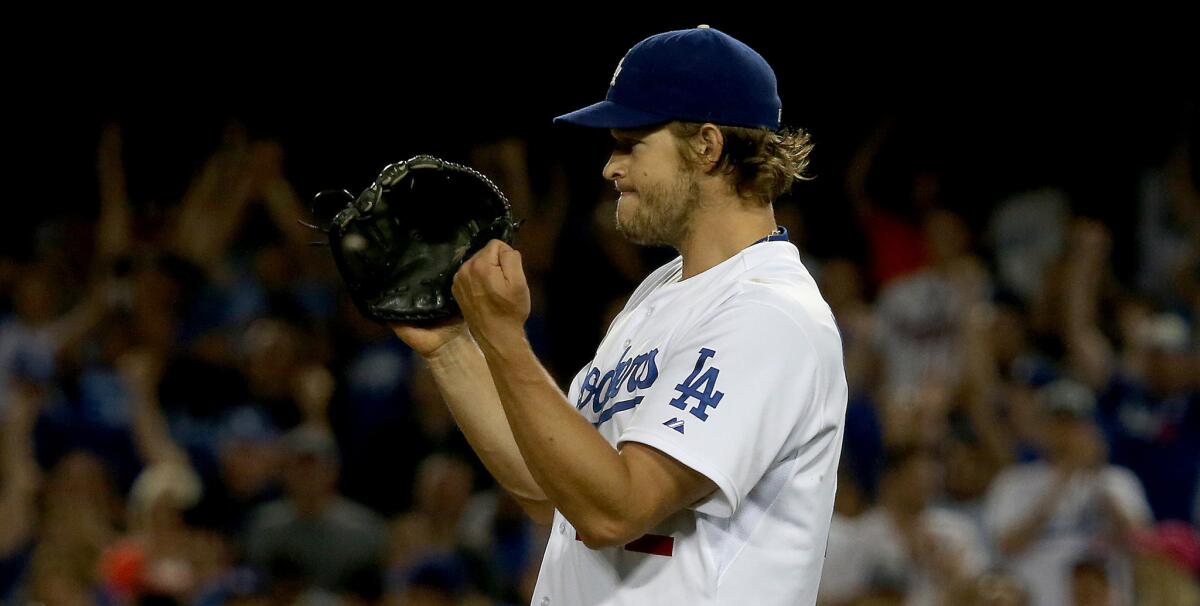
(307, 155, 518, 323)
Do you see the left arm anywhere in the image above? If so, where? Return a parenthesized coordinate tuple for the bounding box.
(118, 349, 189, 467)
(454, 240, 715, 549)
(0, 384, 43, 556)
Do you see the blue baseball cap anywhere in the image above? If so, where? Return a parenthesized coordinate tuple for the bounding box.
(554, 25, 782, 131)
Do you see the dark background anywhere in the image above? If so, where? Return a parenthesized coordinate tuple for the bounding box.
(11, 17, 1195, 241)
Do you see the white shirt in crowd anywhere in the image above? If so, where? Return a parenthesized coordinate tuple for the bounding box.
(983, 462, 1153, 606)
(818, 507, 989, 605)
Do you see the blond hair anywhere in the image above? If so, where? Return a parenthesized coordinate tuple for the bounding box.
(668, 122, 814, 204)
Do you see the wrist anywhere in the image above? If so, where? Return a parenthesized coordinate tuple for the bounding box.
(423, 326, 477, 367)
(475, 326, 530, 360)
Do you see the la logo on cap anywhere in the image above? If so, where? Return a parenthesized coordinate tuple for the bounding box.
(610, 56, 625, 88)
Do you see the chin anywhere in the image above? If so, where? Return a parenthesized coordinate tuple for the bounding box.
(614, 193, 674, 246)
(616, 192, 637, 213)
(614, 209, 647, 244)
(615, 195, 636, 225)
(615, 216, 668, 247)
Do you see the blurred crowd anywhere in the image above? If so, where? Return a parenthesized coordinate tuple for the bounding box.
(0, 115, 1197, 606)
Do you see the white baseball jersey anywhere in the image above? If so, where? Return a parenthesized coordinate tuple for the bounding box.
(531, 237, 848, 606)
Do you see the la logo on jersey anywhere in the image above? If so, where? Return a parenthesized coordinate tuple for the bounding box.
(669, 348, 725, 421)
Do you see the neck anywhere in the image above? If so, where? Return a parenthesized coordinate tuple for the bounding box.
(884, 499, 923, 522)
(677, 193, 778, 280)
(294, 492, 335, 517)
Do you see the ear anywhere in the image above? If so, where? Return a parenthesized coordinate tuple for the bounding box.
(695, 124, 725, 171)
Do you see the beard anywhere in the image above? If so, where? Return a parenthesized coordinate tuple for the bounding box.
(614, 166, 700, 247)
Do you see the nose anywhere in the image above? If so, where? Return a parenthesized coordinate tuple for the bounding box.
(603, 151, 627, 182)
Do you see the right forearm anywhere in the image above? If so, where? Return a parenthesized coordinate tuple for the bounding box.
(998, 477, 1069, 556)
(998, 510, 1048, 556)
(0, 480, 36, 556)
(424, 333, 551, 510)
(0, 402, 39, 555)
(1061, 223, 1114, 387)
(96, 125, 133, 261)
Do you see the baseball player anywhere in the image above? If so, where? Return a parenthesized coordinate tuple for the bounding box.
(393, 26, 847, 605)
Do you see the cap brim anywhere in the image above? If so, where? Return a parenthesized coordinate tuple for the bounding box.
(553, 100, 671, 129)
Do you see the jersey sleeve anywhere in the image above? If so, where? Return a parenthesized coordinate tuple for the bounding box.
(1102, 466, 1153, 525)
(982, 469, 1029, 540)
(616, 299, 842, 518)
